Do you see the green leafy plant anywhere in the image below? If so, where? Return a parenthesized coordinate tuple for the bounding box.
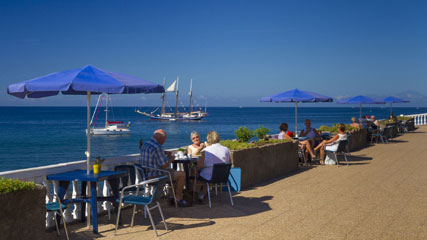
(177, 147, 186, 152)
(318, 124, 357, 133)
(255, 125, 270, 140)
(0, 177, 35, 194)
(95, 156, 105, 165)
(234, 126, 255, 142)
(221, 138, 292, 151)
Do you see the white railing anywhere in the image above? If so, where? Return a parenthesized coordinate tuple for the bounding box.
(0, 153, 142, 228)
(403, 113, 427, 126)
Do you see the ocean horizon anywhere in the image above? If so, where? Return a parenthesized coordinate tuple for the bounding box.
(1, 106, 426, 172)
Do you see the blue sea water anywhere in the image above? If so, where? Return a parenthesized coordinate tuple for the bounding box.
(1, 106, 426, 172)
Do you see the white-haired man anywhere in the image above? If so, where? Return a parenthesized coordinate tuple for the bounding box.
(140, 129, 190, 207)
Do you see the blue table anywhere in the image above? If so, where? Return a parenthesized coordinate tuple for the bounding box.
(47, 170, 127, 234)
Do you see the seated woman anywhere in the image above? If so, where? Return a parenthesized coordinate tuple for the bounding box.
(196, 131, 231, 202)
(187, 131, 205, 156)
(314, 123, 347, 164)
(351, 117, 361, 128)
(278, 123, 294, 139)
(279, 122, 316, 163)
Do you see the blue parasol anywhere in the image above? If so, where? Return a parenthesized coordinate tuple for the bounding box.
(8, 65, 164, 174)
(383, 96, 409, 116)
(337, 95, 385, 119)
(260, 88, 333, 136)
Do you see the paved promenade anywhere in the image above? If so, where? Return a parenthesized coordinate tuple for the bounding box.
(49, 126, 427, 240)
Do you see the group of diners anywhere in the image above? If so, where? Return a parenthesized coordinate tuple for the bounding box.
(278, 119, 348, 165)
(139, 129, 231, 207)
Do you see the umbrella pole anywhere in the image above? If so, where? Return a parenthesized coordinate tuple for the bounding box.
(295, 102, 298, 137)
(359, 103, 362, 119)
(87, 92, 91, 174)
(390, 103, 393, 116)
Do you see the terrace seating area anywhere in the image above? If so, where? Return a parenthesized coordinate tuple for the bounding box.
(45, 126, 427, 239)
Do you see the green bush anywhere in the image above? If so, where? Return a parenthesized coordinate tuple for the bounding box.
(255, 125, 270, 140)
(318, 124, 357, 133)
(234, 126, 255, 142)
(0, 177, 35, 194)
(221, 138, 292, 151)
(397, 116, 412, 121)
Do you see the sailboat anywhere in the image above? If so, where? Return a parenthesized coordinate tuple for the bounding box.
(136, 78, 207, 121)
(87, 93, 131, 135)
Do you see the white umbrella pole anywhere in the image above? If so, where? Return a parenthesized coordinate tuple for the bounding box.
(359, 103, 362, 119)
(295, 102, 298, 137)
(86, 92, 91, 174)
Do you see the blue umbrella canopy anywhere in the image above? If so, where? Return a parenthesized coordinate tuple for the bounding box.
(260, 89, 333, 136)
(337, 95, 385, 118)
(7, 65, 165, 174)
(383, 96, 409, 116)
(7, 65, 164, 98)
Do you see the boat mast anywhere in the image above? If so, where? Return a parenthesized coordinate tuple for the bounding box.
(161, 77, 166, 115)
(105, 93, 109, 128)
(189, 78, 193, 113)
(175, 77, 179, 118)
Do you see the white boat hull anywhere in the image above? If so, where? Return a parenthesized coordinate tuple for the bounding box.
(87, 125, 131, 135)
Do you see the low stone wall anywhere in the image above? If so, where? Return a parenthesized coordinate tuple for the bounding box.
(348, 128, 368, 151)
(0, 184, 46, 240)
(231, 141, 299, 188)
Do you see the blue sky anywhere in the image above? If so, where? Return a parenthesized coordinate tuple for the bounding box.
(1, 0, 427, 107)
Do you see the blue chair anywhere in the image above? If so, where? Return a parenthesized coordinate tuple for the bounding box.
(325, 140, 349, 166)
(198, 163, 234, 208)
(46, 193, 69, 240)
(371, 127, 391, 144)
(115, 175, 169, 237)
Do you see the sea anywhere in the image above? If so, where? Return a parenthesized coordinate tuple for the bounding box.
(1, 106, 426, 172)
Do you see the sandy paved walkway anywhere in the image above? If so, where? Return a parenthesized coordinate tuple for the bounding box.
(48, 126, 427, 240)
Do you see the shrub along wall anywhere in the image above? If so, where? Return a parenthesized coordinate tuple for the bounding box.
(0, 184, 46, 240)
(231, 141, 299, 188)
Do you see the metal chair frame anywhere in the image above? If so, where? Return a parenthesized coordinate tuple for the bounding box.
(115, 176, 169, 237)
(197, 163, 234, 208)
(134, 164, 178, 208)
(46, 193, 70, 240)
(325, 140, 349, 166)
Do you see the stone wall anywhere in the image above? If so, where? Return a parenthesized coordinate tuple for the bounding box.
(348, 128, 368, 151)
(231, 141, 299, 188)
(0, 184, 46, 240)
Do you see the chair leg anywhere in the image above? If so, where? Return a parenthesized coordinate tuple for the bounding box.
(115, 202, 123, 235)
(59, 211, 70, 240)
(53, 213, 60, 236)
(334, 152, 339, 165)
(146, 205, 158, 237)
(167, 173, 178, 208)
(227, 182, 234, 206)
(343, 153, 349, 166)
(130, 205, 137, 227)
(207, 183, 212, 208)
(215, 184, 218, 196)
(157, 201, 168, 231)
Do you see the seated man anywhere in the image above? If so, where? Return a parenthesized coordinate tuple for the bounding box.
(140, 129, 190, 207)
(370, 115, 378, 130)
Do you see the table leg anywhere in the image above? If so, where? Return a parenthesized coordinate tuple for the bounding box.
(56, 181, 70, 230)
(90, 182, 98, 234)
(183, 162, 190, 190)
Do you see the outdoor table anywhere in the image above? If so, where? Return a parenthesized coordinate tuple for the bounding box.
(47, 170, 127, 234)
(173, 156, 199, 190)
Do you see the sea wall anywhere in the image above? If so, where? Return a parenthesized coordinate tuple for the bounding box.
(347, 128, 368, 151)
(231, 141, 299, 188)
(0, 184, 46, 240)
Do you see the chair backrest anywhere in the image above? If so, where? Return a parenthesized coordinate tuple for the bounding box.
(134, 164, 147, 181)
(149, 175, 169, 204)
(114, 165, 136, 188)
(210, 163, 232, 184)
(337, 140, 348, 153)
(384, 126, 393, 138)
